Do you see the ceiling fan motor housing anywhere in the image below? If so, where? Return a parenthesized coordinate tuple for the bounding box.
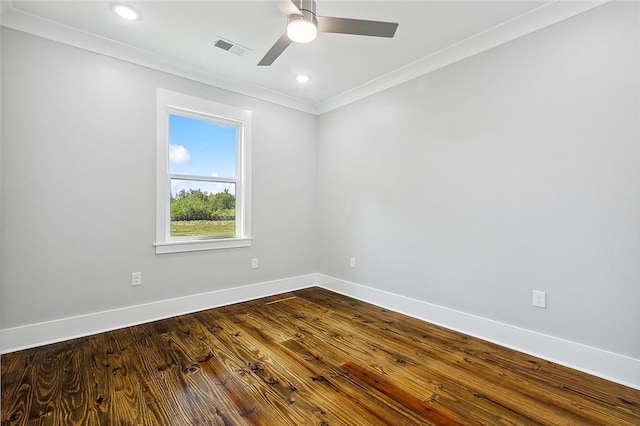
(292, 0, 317, 16)
(288, 10, 317, 29)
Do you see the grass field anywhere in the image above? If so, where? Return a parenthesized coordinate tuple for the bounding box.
(170, 220, 235, 237)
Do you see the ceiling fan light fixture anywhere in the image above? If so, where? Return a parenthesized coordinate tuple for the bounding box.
(287, 13, 317, 43)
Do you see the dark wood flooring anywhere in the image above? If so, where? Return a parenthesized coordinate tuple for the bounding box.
(2, 287, 639, 425)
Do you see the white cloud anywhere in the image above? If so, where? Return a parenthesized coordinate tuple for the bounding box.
(211, 172, 219, 177)
(169, 144, 190, 163)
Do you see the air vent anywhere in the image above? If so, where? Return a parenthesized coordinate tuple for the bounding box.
(214, 39, 233, 51)
(214, 37, 251, 57)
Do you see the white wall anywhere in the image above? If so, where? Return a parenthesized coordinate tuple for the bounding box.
(1, 1, 638, 376)
(317, 2, 640, 359)
(0, 28, 317, 328)
(0, 26, 4, 331)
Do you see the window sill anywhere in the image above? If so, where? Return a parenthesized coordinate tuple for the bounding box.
(154, 237, 252, 254)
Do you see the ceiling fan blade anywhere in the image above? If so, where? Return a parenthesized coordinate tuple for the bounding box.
(258, 33, 292, 66)
(278, 0, 301, 16)
(316, 16, 398, 38)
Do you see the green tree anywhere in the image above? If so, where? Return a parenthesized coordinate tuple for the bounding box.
(171, 188, 235, 220)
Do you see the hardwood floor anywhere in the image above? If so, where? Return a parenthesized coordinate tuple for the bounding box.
(2, 287, 639, 425)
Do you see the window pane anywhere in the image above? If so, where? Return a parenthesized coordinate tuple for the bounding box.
(170, 179, 236, 238)
(168, 114, 236, 178)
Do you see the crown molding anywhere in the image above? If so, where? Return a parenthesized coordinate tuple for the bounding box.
(316, 0, 610, 114)
(1, 1, 609, 116)
(0, 2, 319, 114)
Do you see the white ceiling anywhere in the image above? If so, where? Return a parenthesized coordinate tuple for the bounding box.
(1, 1, 606, 114)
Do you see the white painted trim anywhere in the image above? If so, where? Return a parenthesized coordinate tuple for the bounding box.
(316, 274, 640, 390)
(0, 1, 609, 115)
(316, 0, 610, 114)
(0, 274, 317, 354)
(0, 4, 318, 114)
(154, 237, 253, 254)
(2, 272, 637, 390)
(155, 88, 252, 254)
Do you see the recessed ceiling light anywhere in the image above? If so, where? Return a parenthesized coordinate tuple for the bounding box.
(112, 4, 140, 21)
(295, 74, 311, 84)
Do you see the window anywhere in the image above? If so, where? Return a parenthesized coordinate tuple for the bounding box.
(155, 89, 252, 254)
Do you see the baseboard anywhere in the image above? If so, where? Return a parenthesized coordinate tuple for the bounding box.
(3, 272, 637, 390)
(0, 274, 317, 354)
(317, 274, 640, 390)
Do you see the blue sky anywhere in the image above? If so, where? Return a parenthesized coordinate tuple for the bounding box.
(169, 114, 237, 196)
(169, 114, 236, 177)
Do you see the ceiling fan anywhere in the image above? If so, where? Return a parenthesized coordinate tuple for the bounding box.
(258, 0, 399, 66)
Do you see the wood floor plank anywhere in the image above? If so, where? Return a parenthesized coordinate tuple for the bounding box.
(32, 343, 71, 425)
(55, 339, 95, 424)
(255, 295, 544, 425)
(341, 361, 460, 425)
(171, 312, 314, 425)
(0, 348, 40, 426)
(209, 306, 407, 425)
(297, 287, 640, 418)
(135, 320, 242, 425)
(290, 289, 638, 424)
(2, 287, 639, 425)
(233, 298, 466, 424)
(213, 306, 433, 425)
(241, 298, 535, 425)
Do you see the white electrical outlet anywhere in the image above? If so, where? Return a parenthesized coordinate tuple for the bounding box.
(350, 257, 356, 268)
(132, 272, 142, 286)
(532, 290, 546, 308)
(251, 258, 259, 269)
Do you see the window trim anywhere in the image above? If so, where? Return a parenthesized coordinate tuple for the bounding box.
(155, 89, 252, 254)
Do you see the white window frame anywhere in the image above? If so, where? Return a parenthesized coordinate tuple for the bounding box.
(155, 89, 252, 254)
